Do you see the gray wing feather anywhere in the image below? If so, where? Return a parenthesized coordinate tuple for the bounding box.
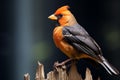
(62, 25, 102, 57)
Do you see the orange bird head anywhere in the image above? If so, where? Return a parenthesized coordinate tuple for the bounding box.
(48, 5, 77, 26)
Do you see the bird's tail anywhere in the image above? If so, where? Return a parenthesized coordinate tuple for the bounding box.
(98, 55, 119, 75)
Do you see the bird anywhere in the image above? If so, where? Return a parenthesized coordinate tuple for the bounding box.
(48, 5, 119, 75)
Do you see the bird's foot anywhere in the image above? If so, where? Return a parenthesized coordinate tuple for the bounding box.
(54, 58, 72, 70)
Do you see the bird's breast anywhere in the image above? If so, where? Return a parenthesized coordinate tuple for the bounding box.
(53, 26, 65, 48)
(53, 26, 79, 58)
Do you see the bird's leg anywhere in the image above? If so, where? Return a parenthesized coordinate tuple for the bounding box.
(54, 58, 73, 69)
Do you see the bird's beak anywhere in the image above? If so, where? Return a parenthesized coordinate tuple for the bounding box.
(48, 14, 57, 20)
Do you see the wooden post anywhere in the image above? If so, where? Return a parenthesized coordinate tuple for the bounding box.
(68, 62, 82, 80)
(85, 68, 92, 80)
(24, 61, 100, 80)
(24, 73, 30, 80)
(35, 61, 45, 80)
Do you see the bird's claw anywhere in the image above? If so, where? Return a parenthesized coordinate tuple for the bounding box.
(54, 61, 66, 71)
(53, 59, 73, 71)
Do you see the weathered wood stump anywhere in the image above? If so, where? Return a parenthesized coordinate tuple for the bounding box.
(24, 61, 100, 80)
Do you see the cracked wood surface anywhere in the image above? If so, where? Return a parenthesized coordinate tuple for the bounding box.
(24, 61, 100, 80)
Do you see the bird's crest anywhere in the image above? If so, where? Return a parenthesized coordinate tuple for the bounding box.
(55, 5, 70, 15)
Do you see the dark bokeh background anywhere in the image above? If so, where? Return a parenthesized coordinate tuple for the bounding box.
(0, 0, 120, 80)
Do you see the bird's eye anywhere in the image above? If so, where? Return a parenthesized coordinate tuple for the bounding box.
(56, 14, 63, 19)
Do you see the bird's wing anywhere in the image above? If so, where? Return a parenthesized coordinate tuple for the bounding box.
(62, 25, 102, 58)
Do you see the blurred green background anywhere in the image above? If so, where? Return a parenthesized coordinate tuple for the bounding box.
(0, 0, 120, 80)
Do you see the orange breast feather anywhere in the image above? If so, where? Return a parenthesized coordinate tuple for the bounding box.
(53, 26, 79, 58)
